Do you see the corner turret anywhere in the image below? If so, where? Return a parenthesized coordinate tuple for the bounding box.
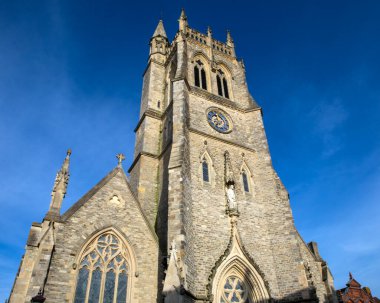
(150, 20, 169, 61)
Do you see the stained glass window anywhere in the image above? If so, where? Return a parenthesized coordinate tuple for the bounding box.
(74, 232, 130, 303)
(202, 160, 209, 182)
(103, 271, 115, 303)
(88, 268, 101, 303)
(74, 268, 89, 303)
(220, 276, 249, 303)
(117, 272, 128, 303)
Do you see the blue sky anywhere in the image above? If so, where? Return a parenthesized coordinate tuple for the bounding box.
(0, 0, 379, 300)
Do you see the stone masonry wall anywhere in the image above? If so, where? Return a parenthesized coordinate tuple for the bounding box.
(43, 169, 158, 303)
(179, 59, 331, 301)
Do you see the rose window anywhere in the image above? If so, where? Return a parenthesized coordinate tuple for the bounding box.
(220, 276, 249, 303)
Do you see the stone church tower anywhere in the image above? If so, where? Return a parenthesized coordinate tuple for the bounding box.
(9, 10, 337, 303)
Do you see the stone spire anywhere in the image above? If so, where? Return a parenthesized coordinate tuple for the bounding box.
(150, 20, 169, 58)
(45, 149, 71, 221)
(179, 8, 188, 32)
(152, 19, 167, 38)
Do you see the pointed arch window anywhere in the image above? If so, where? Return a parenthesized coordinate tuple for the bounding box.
(74, 232, 130, 303)
(194, 60, 207, 90)
(202, 159, 209, 182)
(216, 69, 229, 99)
(242, 171, 249, 192)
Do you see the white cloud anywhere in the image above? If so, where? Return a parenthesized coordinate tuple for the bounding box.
(310, 99, 349, 157)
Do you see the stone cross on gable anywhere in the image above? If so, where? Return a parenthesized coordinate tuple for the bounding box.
(116, 153, 125, 167)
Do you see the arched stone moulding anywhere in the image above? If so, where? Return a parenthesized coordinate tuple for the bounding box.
(211, 232, 270, 303)
(71, 226, 137, 303)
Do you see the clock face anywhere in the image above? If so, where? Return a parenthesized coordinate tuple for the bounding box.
(207, 109, 231, 133)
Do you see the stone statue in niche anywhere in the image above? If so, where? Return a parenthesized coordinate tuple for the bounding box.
(226, 183, 237, 210)
(224, 150, 239, 214)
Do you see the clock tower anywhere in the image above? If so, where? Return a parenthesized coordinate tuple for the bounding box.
(128, 9, 337, 303)
(9, 9, 337, 303)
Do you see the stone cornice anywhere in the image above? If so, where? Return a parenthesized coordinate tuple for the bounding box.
(128, 140, 172, 173)
(134, 102, 173, 133)
(188, 127, 257, 153)
(128, 152, 158, 173)
(189, 86, 261, 113)
(142, 58, 166, 77)
(134, 109, 162, 132)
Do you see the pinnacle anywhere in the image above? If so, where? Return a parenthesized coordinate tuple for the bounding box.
(152, 20, 167, 38)
(62, 148, 71, 172)
(227, 30, 233, 43)
(180, 8, 187, 20)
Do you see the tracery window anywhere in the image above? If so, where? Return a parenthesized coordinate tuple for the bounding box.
(74, 233, 130, 303)
(216, 70, 229, 99)
(202, 160, 209, 182)
(220, 276, 249, 303)
(194, 60, 207, 90)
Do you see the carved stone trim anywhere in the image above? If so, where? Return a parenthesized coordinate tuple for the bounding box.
(207, 224, 272, 303)
(189, 85, 260, 113)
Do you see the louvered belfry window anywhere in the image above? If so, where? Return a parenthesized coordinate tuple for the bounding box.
(194, 60, 207, 90)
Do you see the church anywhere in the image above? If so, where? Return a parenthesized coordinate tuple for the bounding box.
(9, 10, 337, 303)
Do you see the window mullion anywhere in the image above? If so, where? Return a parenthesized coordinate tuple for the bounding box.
(113, 269, 120, 303)
(221, 77, 225, 97)
(198, 67, 201, 87)
(98, 265, 106, 303)
(85, 267, 93, 303)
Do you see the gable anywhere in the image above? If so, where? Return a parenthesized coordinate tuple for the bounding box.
(61, 167, 157, 243)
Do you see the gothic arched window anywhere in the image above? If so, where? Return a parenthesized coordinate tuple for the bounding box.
(202, 160, 209, 182)
(194, 60, 207, 90)
(242, 171, 249, 192)
(194, 65, 200, 87)
(216, 69, 229, 99)
(220, 276, 249, 303)
(74, 232, 130, 303)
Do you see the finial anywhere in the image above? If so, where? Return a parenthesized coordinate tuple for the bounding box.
(66, 148, 72, 156)
(207, 26, 212, 35)
(116, 153, 125, 167)
(180, 8, 187, 20)
(349, 272, 353, 280)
